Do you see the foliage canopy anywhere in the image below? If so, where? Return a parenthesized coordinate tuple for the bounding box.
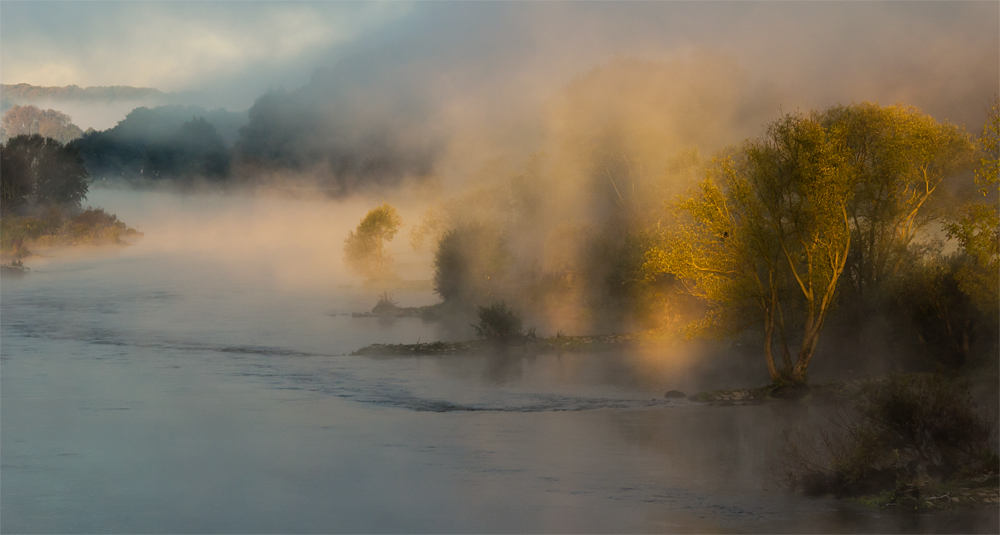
(819, 103, 976, 301)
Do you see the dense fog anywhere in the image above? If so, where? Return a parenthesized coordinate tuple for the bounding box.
(2, 2, 998, 533)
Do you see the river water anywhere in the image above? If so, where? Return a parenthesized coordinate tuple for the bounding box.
(2, 189, 996, 533)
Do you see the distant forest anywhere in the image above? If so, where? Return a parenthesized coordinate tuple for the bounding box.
(68, 105, 247, 182)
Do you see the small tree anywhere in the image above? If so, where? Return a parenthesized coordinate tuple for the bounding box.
(344, 202, 403, 281)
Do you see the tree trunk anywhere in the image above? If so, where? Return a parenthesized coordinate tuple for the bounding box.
(763, 312, 780, 381)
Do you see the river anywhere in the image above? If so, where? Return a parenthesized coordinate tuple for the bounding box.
(2, 189, 996, 533)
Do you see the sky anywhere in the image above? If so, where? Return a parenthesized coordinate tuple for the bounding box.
(0, 2, 410, 105)
(1, 1, 997, 131)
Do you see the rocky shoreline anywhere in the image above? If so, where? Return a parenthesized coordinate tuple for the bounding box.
(687, 381, 863, 405)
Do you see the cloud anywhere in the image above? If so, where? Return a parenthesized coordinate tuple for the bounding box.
(0, 1, 409, 100)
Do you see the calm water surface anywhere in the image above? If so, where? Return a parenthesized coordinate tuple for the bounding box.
(2, 190, 996, 533)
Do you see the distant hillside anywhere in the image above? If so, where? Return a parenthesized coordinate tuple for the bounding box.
(2, 84, 166, 104)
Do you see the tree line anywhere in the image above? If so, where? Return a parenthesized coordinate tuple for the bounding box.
(39, 81, 438, 191)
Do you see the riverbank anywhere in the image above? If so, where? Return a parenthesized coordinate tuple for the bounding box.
(686, 381, 862, 405)
(351, 332, 645, 356)
(851, 474, 999, 511)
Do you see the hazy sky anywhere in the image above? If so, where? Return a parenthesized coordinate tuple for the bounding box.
(1, 2, 410, 101)
(1, 1, 997, 129)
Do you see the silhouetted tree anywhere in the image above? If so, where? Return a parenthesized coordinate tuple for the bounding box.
(1, 142, 32, 211)
(1, 135, 89, 211)
(433, 221, 512, 304)
(234, 90, 312, 169)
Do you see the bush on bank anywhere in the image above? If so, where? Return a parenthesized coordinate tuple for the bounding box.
(787, 374, 998, 503)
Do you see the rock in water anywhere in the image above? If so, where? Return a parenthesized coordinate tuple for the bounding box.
(664, 390, 685, 399)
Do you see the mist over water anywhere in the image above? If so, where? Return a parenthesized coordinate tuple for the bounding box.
(1, 189, 996, 533)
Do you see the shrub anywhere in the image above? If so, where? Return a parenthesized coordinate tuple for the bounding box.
(473, 301, 524, 341)
(788, 374, 998, 497)
(372, 291, 399, 315)
(852, 374, 997, 478)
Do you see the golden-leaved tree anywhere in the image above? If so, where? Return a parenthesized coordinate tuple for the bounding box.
(819, 102, 975, 302)
(644, 114, 853, 384)
(344, 203, 403, 282)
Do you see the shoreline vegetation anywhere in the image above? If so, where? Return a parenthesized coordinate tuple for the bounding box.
(2, 133, 143, 268)
(0, 206, 142, 265)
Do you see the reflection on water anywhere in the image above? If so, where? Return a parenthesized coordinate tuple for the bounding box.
(2, 191, 997, 533)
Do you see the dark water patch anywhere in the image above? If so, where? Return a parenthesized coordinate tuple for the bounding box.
(3, 319, 340, 360)
(213, 351, 687, 413)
